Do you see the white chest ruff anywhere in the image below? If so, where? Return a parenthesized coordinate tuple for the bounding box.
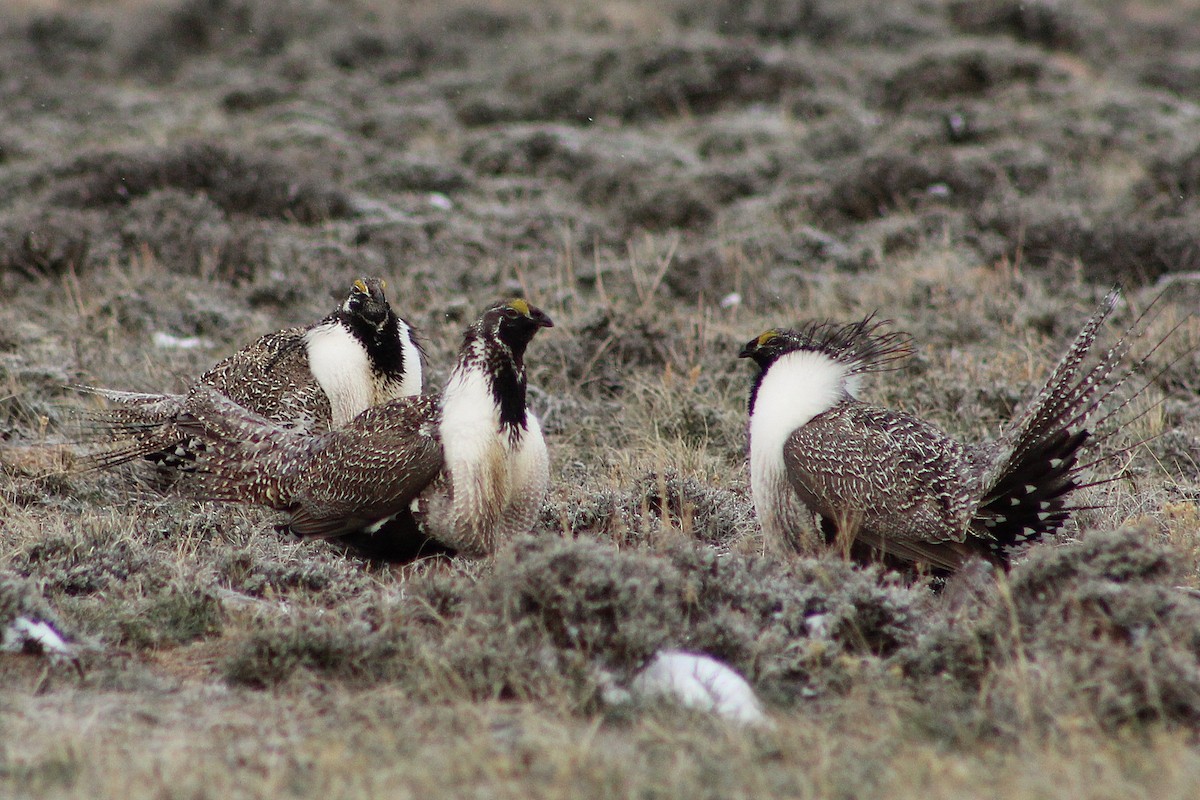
(503, 411, 549, 539)
(441, 368, 505, 482)
(305, 322, 373, 427)
(748, 351, 846, 552)
(386, 322, 424, 401)
(438, 369, 510, 551)
(432, 368, 550, 553)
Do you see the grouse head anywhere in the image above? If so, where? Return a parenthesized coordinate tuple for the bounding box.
(342, 278, 393, 330)
(740, 316, 913, 376)
(484, 299, 554, 357)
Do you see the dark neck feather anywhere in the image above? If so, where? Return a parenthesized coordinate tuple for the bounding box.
(747, 364, 768, 417)
(339, 311, 406, 379)
(460, 327, 528, 430)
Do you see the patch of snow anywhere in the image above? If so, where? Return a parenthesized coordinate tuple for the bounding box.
(152, 331, 210, 350)
(629, 650, 771, 727)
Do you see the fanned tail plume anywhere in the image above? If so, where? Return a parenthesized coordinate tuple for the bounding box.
(71, 385, 190, 470)
(975, 288, 1186, 563)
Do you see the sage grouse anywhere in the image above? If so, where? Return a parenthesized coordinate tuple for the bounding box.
(739, 291, 1150, 574)
(81, 277, 422, 470)
(174, 300, 553, 561)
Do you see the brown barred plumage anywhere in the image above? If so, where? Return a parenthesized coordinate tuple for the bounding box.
(173, 300, 553, 561)
(740, 290, 1165, 574)
(78, 277, 422, 471)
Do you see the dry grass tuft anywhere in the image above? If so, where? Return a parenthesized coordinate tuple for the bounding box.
(901, 527, 1200, 734)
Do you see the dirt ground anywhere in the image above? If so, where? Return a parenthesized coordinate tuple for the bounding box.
(3, 1, 1200, 797)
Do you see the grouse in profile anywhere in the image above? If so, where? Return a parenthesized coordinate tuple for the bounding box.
(739, 292, 1152, 574)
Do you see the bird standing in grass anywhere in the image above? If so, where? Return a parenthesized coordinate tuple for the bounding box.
(175, 300, 553, 562)
(739, 291, 1152, 574)
(80, 277, 423, 470)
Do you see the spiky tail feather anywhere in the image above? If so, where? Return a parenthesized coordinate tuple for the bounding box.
(973, 288, 1182, 564)
(975, 428, 1090, 563)
(71, 386, 191, 470)
(172, 389, 315, 508)
(74, 385, 185, 410)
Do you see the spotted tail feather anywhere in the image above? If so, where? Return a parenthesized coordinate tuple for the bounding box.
(974, 290, 1141, 561)
(72, 386, 191, 470)
(974, 429, 1090, 562)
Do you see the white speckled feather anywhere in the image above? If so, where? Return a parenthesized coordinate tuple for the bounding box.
(502, 411, 550, 540)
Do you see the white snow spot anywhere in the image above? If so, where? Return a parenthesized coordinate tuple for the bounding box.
(2, 616, 74, 661)
(629, 650, 771, 727)
(428, 192, 454, 210)
(720, 292, 742, 309)
(152, 331, 209, 350)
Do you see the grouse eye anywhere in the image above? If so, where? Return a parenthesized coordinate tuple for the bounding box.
(504, 307, 523, 320)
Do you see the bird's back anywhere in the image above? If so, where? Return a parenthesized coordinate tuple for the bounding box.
(783, 401, 977, 547)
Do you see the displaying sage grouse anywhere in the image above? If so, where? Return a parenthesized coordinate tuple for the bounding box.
(81, 277, 422, 470)
(174, 299, 553, 562)
(739, 291, 1150, 574)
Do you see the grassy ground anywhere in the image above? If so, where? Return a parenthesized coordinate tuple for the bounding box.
(3, 0, 1200, 797)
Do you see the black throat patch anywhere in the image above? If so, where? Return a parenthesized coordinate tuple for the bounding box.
(340, 311, 407, 380)
(460, 326, 528, 431)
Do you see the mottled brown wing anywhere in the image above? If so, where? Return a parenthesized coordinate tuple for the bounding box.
(200, 327, 332, 432)
(175, 389, 320, 504)
(782, 402, 976, 547)
(77, 328, 329, 472)
(288, 397, 443, 538)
